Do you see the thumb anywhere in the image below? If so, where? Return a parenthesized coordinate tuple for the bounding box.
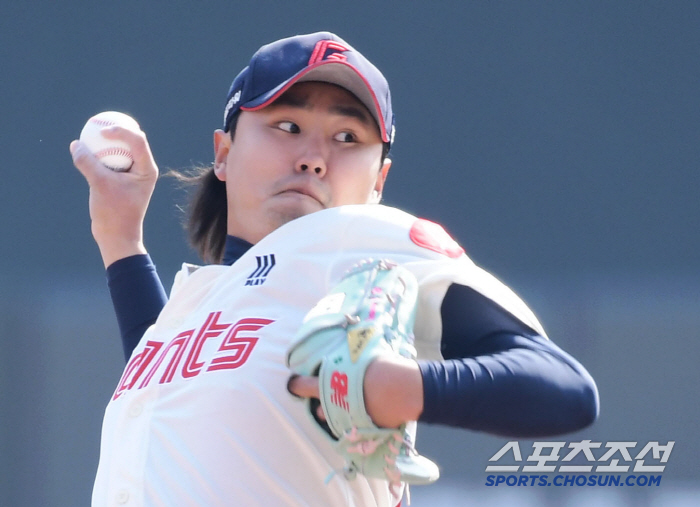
(70, 139, 108, 185)
(287, 374, 320, 399)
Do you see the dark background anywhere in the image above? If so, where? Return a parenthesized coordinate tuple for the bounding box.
(1, 1, 698, 505)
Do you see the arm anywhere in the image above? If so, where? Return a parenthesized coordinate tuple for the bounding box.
(289, 283, 599, 436)
(367, 283, 598, 435)
(417, 283, 598, 436)
(107, 255, 168, 360)
(418, 334, 598, 437)
(71, 123, 165, 359)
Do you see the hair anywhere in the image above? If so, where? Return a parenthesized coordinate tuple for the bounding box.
(171, 114, 390, 264)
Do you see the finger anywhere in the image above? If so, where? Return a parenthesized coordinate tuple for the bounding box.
(287, 374, 320, 399)
(70, 139, 110, 185)
(101, 126, 158, 178)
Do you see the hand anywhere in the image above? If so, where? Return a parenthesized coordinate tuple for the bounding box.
(70, 126, 159, 267)
(287, 355, 424, 428)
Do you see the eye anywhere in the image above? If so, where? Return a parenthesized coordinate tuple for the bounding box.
(277, 121, 300, 134)
(334, 131, 357, 143)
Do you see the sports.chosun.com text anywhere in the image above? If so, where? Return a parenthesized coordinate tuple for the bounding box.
(485, 474, 662, 487)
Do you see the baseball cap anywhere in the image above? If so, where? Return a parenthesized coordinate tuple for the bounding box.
(223, 31, 395, 148)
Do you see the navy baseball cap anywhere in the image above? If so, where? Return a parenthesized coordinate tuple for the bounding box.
(223, 32, 395, 147)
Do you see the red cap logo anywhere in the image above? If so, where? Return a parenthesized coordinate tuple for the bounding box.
(308, 40, 349, 65)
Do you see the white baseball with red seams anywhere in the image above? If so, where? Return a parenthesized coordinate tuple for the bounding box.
(79, 111, 140, 171)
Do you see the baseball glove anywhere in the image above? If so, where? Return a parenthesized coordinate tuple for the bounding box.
(286, 259, 440, 490)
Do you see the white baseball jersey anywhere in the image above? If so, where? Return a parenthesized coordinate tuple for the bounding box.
(92, 204, 545, 507)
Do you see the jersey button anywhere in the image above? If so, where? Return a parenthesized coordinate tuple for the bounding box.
(128, 403, 143, 417)
(116, 489, 130, 504)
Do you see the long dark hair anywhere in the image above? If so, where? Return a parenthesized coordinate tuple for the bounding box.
(172, 114, 390, 264)
(168, 115, 239, 264)
(171, 166, 228, 264)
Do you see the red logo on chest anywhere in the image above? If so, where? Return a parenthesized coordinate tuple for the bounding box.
(409, 218, 465, 258)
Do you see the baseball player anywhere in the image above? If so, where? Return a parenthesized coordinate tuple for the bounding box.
(71, 32, 598, 507)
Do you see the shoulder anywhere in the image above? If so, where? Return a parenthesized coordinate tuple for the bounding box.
(279, 205, 470, 264)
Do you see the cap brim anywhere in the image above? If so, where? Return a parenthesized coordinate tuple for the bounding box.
(240, 61, 389, 143)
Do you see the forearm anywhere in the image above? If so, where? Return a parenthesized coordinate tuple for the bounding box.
(107, 254, 168, 360)
(418, 333, 599, 437)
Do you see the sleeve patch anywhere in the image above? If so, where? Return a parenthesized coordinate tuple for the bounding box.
(409, 219, 465, 259)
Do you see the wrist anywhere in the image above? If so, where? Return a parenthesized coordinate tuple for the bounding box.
(96, 238, 148, 269)
(363, 355, 424, 428)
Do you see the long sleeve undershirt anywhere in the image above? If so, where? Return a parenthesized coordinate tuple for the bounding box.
(106, 236, 598, 437)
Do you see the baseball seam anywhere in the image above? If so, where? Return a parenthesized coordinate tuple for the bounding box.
(90, 118, 118, 127)
(95, 147, 133, 161)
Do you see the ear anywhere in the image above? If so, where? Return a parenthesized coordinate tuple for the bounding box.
(371, 158, 392, 203)
(213, 129, 230, 181)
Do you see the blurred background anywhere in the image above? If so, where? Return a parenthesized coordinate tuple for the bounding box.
(1, 1, 698, 505)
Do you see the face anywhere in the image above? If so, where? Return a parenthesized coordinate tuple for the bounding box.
(213, 81, 391, 244)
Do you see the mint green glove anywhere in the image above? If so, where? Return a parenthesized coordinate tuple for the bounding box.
(287, 259, 440, 489)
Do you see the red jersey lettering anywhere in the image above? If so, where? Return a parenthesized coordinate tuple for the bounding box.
(208, 318, 274, 371)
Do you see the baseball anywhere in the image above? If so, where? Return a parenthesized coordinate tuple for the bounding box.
(79, 111, 140, 171)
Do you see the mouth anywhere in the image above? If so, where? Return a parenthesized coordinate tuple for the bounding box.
(277, 185, 325, 206)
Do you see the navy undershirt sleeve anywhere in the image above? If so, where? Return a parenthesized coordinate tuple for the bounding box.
(417, 283, 599, 437)
(109, 237, 254, 361)
(106, 254, 168, 361)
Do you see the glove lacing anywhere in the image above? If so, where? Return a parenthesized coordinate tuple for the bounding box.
(325, 426, 418, 503)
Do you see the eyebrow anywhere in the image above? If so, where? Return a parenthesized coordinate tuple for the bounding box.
(329, 104, 372, 125)
(270, 93, 372, 126)
(271, 93, 308, 109)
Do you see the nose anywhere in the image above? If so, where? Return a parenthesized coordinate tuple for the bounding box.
(298, 163, 324, 175)
(294, 141, 327, 177)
